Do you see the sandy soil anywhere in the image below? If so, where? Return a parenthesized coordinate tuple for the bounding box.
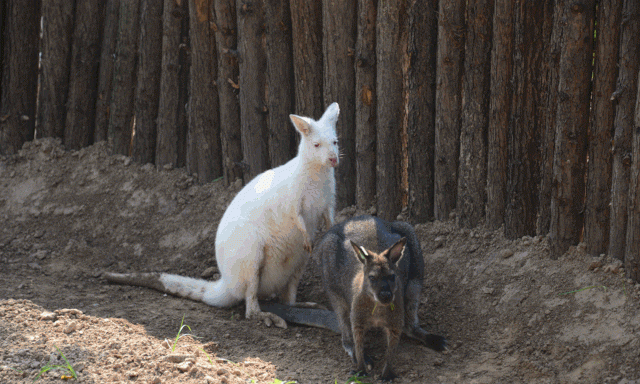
(1, 138, 639, 384)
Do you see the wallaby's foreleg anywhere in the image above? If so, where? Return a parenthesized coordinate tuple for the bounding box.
(380, 326, 402, 381)
(403, 280, 447, 351)
(322, 205, 334, 231)
(295, 205, 313, 252)
(352, 323, 367, 375)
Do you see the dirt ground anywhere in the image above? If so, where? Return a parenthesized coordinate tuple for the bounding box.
(1, 138, 639, 384)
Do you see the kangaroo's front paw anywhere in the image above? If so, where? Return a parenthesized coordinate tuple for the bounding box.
(254, 311, 287, 329)
(424, 334, 447, 352)
(303, 238, 313, 252)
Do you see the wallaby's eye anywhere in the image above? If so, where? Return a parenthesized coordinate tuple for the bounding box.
(387, 275, 396, 283)
(314, 143, 320, 148)
(368, 275, 376, 282)
(333, 140, 338, 146)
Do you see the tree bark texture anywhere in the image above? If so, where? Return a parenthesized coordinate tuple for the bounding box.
(290, 0, 323, 118)
(406, 0, 437, 223)
(132, 0, 164, 164)
(625, 77, 640, 281)
(537, 0, 564, 236)
(504, 0, 551, 239)
(94, 0, 120, 143)
(0, 0, 40, 155)
(584, 0, 622, 256)
(236, 0, 267, 183)
(434, 0, 465, 221)
(323, 0, 357, 210)
(457, 0, 493, 228)
(65, 0, 105, 150)
(157, 0, 189, 169)
(265, 0, 296, 168)
(37, 0, 74, 140)
(486, 0, 513, 230)
(354, 0, 376, 212)
(549, 0, 595, 259)
(609, 0, 640, 260)
(108, 0, 141, 156)
(376, 0, 404, 221)
(213, 0, 243, 184)
(188, 0, 222, 183)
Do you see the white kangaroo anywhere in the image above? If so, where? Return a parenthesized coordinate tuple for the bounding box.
(104, 103, 340, 328)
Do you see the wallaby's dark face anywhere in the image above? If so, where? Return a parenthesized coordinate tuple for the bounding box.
(351, 238, 406, 306)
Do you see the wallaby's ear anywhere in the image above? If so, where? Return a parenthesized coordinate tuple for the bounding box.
(387, 237, 407, 265)
(319, 102, 340, 127)
(290, 114, 313, 136)
(350, 240, 370, 265)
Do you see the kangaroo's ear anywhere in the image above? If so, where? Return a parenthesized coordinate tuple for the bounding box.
(290, 114, 314, 136)
(387, 237, 407, 265)
(350, 240, 370, 265)
(319, 102, 340, 127)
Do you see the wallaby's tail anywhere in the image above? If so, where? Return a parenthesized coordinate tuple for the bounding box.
(103, 272, 237, 307)
(260, 302, 341, 333)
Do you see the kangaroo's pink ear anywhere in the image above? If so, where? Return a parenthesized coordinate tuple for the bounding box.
(290, 114, 313, 136)
(319, 102, 340, 127)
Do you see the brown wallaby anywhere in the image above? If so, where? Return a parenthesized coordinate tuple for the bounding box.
(263, 215, 446, 380)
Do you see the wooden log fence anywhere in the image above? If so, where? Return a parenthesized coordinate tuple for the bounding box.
(1, 0, 640, 281)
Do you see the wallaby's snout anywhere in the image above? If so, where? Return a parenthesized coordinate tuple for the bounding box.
(329, 156, 338, 167)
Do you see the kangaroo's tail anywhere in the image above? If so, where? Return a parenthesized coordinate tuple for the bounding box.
(103, 272, 238, 307)
(260, 302, 341, 333)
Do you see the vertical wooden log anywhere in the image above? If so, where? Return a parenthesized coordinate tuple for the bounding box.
(625, 78, 640, 281)
(323, 0, 357, 210)
(486, 0, 514, 229)
(65, 0, 105, 150)
(549, 0, 595, 258)
(109, 0, 141, 156)
(213, 0, 243, 184)
(376, 0, 404, 221)
(354, 0, 376, 212)
(406, 0, 437, 223)
(504, 1, 552, 239)
(236, 0, 267, 182)
(132, 0, 164, 164)
(157, 0, 188, 169)
(290, 0, 323, 118)
(584, 0, 622, 255)
(0, 0, 40, 155)
(37, 0, 74, 140)
(264, 0, 296, 168)
(457, 0, 493, 228)
(434, 0, 465, 221)
(537, 0, 564, 236)
(188, 0, 222, 182)
(609, 0, 640, 260)
(94, 0, 120, 143)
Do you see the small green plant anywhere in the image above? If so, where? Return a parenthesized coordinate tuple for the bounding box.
(33, 346, 77, 382)
(166, 314, 199, 352)
(558, 285, 607, 295)
(336, 374, 372, 384)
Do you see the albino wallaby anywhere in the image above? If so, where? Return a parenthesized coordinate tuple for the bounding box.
(104, 103, 340, 328)
(264, 215, 446, 380)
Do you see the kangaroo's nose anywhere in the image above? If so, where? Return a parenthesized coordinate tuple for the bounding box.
(378, 291, 393, 303)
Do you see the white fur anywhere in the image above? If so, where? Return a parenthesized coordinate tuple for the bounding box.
(162, 103, 340, 323)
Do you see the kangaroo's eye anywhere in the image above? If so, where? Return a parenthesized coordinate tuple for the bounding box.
(314, 143, 320, 148)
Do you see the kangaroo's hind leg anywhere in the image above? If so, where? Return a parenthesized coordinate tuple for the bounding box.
(403, 279, 447, 351)
(243, 245, 288, 329)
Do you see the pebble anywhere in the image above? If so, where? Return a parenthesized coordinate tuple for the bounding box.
(497, 249, 514, 259)
(39, 312, 57, 321)
(176, 361, 193, 372)
(63, 321, 79, 334)
(162, 354, 194, 363)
